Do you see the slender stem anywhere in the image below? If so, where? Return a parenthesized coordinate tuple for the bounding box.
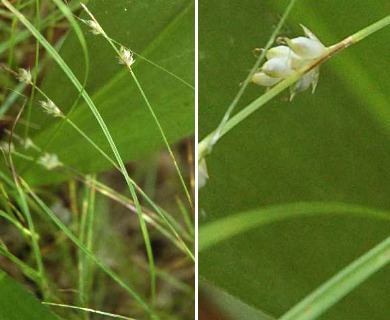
(208, 0, 298, 152)
(280, 235, 390, 320)
(81, 4, 193, 209)
(351, 14, 390, 42)
(7, 103, 48, 298)
(23, 0, 40, 140)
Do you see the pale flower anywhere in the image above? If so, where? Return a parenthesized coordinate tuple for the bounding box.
(86, 19, 104, 35)
(17, 68, 32, 84)
(285, 37, 326, 59)
(251, 71, 281, 87)
(261, 57, 294, 78)
(118, 46, 135, 66)
(198, 159, 209, 189)
(39, 99, 62, 117)
(38, 153, 62, 170)
(252, 25, 326, 99)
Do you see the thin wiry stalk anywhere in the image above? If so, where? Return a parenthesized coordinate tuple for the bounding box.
(207, 0, 299, 154)
(280, 235, 390, 320)
(23, 0, 41, 141)
(21, 0, 91, 176)
(7, 103, 48, 298)
(81, 4, 193, 210)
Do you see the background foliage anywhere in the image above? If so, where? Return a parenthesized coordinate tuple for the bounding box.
(1, 0, 194, 319)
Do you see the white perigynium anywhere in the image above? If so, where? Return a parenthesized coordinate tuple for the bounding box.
(251, 25, 327, 100)
(86, 19, 104, 35)
(261, 57, 294, 78)
(38, 153, 62, 170)
(251, 71, 281, 87)
(39, 99, 63, 117)
(16, 68, 32, 84)
(198, 158, 209, 189)
(118, 46, 135, 66)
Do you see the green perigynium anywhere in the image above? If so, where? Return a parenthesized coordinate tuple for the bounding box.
(252, 25, 326, 100)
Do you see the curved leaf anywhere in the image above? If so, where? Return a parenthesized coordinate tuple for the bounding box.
(199, 202, 390, 252)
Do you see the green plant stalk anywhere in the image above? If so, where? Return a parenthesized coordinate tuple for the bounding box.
(81, 4, 193, 209)
(0, 245, 40, 283)
(23, 0, 41, 140)
(208, 0, 298, 152)
(78, 184, 89, 312)
(87, 178, 194, 256)
(1, 0, 157, 313)
(5, 102, 49, 298)
(10, 165, 48, 298)
(199, 13, 390, 161)
(130, 69, 194, 209)
(176, 196, 195, 237)
(5, 0, 19, 70)
(82, 4, 196, 300)
(78, 176, 96, 320)
(20, 0, 91, 175)
(280, 235, 390, 320)
(0, 210, 34, 237)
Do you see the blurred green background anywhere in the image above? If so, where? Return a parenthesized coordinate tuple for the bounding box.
(199, 0, 390, 319)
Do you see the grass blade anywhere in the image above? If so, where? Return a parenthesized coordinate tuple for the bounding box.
(280, 235, 390, 320)
(199, 202, 390, 252)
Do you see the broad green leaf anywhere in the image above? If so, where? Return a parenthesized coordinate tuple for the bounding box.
(0, 270, 61, 320)
(14, 0, 194, 185)
(201, 280, 275, 320)
(199, 0, 390, 318)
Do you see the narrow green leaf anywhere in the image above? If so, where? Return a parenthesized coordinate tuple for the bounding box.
(280, 235, 390, 320)
(199, 202, 390, 252)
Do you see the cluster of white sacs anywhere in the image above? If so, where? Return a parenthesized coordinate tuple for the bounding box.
(251, 25, 327, 100)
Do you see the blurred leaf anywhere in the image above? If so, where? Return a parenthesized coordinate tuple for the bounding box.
(16, 0, 194, 184)
(201, 280, 275, 320)
(199, 0, 390, 318)
(0, 270, 61, 320)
